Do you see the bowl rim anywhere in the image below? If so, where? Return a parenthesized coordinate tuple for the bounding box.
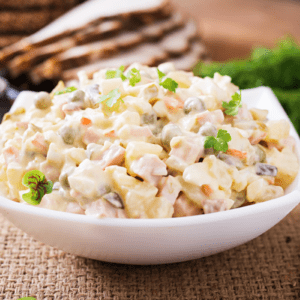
(0, 86, 300, 228)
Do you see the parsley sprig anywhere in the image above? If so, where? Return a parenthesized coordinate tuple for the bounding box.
(105, 66, 141, 87)
(157, 69, 178, 93)
(54, 86, 77, 95)
(22, 170, 53, 205)
(204, 129, 231, 152)
(127, 68, 141, 86)
(105, 65, 127, 81)
(99, 88, 124, 111)
(222, 91, 242, 116)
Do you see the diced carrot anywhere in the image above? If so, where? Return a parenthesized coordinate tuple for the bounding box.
(81, 117, 92, 126)
(201, 184, 213, 197)
(226, 149, 247, 159)
(104, 130, 116, 138)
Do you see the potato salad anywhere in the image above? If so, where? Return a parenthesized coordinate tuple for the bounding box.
(0, 63, 298, 219)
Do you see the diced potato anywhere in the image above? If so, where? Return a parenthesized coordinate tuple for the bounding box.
(101, 78, 125, 96)
(0, 181, 9, 197)
(113, 111, 140, 131)
(265, 120, 290, 142)
(177, 176, 205, 207)
(125, 141, 162, 171)
(138, 83, 160, 104)
(6, 162, 26, 199)
(250, 108, 268, 121)
(183, 161, 214, 187)
(68, 159, 112, 204)
(266, 147, 299, 189)
(205, 155, 233, 191)
(47, 143, 65, 167)
(65, 147, 87, 165)
(157, 62, 176, 74)
(126, 192, 173, 218)
(105, 166, 171, 218)
(167, 71, 192, 88)
(246, 178, 284, 202)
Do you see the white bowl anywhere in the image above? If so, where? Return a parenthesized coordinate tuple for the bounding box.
(0, 87, 299, 265)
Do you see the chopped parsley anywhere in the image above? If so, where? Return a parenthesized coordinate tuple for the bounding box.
(105, 65, 127, 81)
(105, 66, 141, 86)
(157, 69, 178, 93)
(54, 86, 77, 95)
(204, 129, 231, 152)
(98, 88, 124, 110)
(127, 68, 141, 86)
(222, 91, 242, 116)
(22, 170, 53, 205)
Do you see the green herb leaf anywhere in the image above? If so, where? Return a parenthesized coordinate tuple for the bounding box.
(127, 68, 141, 86)
(22, 170, 53, 205)
(98, 88, 124, 110)
(105, 65, 127, 81)
(157, 69, 165, 81)
(17, 297, 37, 300)
(54, 86, 77, 95)
(204, 129, 231, 152)
(222, 91, 242, 116)
(157, 69, 178, 93)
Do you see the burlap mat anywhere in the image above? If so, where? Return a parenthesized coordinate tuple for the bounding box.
(0, 204, 299, 300)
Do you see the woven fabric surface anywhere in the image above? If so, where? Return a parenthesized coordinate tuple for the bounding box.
(0, 204, 299, 300)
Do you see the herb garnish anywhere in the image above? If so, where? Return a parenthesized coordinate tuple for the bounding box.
(54, 86, 77, 95)
(157, 69, 178, 93)
(127, 68, 141, 86)
(222, 91, 242, 116)
(22, 170, 53, 205)
(98, 88, 124, 110)
(105, 65, 127, 81)
(204, 129, 231, 152)
(105, 66, 141, 86)
(17, 298, 37, 300)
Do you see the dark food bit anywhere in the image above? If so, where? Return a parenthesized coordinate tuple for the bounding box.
(183, 97, 205, 114)
(255, 163, 278, 177)
(141, 113, 157, 125)
(59, 126, 75, 145)
(103, 192, 124, 209)
(161, 123, 183, 151)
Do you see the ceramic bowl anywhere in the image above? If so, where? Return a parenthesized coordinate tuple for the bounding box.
(0, 86, 299, 265)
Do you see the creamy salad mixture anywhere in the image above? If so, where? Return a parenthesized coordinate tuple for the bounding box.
(0, 62, 298, 219)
